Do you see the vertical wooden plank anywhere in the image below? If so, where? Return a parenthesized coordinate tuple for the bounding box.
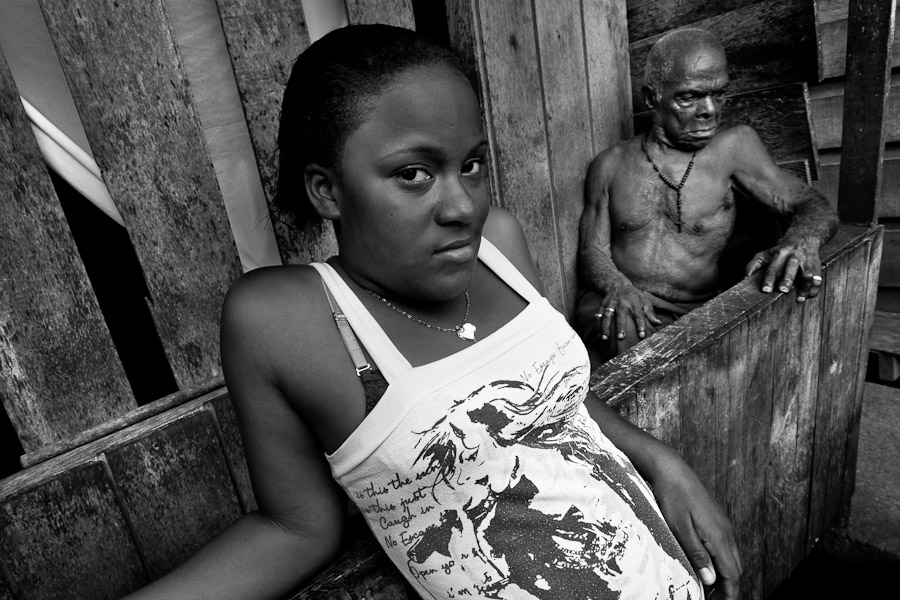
(215, 0, 337, 266)
(344, 0, 416, 28)
(808, 242, 868, 543)
(0, 44, 134, 452)
(584, 0, 633, 158)
(678, 348, 718, 493)
(532, 1, 593, 316)
(472, 0, 564, 311)
(837, 0, 896, 224)
(725, 310, 775, 600)
(39, 0, 243, 389)
(762, 290, 822, 596)
(0, 462, 146, 600)
(839, 231, 882, 513)
(105, 412, 243, 578)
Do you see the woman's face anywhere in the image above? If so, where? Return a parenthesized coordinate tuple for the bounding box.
(332, 66, 490, 302)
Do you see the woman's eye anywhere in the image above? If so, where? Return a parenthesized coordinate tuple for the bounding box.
(462, 159, 484, 177)
(396, 167, 432, 184)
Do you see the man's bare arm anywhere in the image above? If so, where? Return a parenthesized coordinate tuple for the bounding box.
(728, 125, 838, 301)
(579, 151, 662, 339)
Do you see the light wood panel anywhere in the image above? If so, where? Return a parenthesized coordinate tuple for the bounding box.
(0, 43, 134, 453)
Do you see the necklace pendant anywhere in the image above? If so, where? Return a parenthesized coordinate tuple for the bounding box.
(457, 322, 477, 341)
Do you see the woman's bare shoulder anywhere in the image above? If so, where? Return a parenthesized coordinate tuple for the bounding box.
(482, 206, 543, 292)
(220, 264, 344, 389)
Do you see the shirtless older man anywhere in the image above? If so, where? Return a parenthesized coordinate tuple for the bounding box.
(574, 28, 837, 367)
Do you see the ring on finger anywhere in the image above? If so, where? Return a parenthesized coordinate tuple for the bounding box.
(605, 307, 615, 314)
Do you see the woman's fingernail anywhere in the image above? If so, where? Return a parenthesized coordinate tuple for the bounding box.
(762, 286, 772, 293)
(699, 567, 715, 585)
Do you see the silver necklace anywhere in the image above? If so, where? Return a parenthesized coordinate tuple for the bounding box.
(364, 289, 477, 342)
(641, 132, 696, 232)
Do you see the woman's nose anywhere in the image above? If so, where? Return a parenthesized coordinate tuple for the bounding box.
(437, 177, 480, 224)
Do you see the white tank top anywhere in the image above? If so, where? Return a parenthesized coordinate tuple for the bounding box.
(311, 239, 701, 599)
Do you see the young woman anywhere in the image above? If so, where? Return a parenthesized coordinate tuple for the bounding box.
(125, 24, 741, 600)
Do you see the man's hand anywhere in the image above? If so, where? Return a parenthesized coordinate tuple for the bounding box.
(597, 282, 663, 341)
(651, 456, 743, 600)
(744, 237, 824, 302)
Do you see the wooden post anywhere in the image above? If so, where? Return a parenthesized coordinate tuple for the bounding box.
(837, 0, 897, 224)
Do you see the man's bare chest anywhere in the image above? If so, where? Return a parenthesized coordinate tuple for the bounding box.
(609, 170, 736, 236)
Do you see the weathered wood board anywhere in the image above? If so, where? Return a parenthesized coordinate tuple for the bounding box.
(835, 0, 897, 224)
(0, 388, 249, 599)
(629, 0, 818, 113)
(881, 227, 900, 287)
(627, 0, 754, 43)
(812, 150, 900, 219)
(0, 462, 146, 600)
(763, 288, 822, 596)
(0, 43, 134, 453)
(869, 310, 900, 382)
(446, 0, 631, 317)
(814, 0, 900, 80)
(38, 0, 243, 390)
(345, 0, 416, 28)
(217, 0, 332, 267)
(809, 76, 900, 150)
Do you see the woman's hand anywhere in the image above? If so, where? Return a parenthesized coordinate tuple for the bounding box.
(583, 394, 742, 599)
(650, 454, 743, 600)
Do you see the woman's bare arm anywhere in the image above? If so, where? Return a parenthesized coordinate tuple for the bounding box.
(122, 271, 348, 600)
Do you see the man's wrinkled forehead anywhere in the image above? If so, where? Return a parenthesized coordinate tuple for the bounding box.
(664, 43, 728, 83)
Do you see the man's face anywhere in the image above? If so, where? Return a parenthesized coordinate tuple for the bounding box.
(651, 45, 729, 150)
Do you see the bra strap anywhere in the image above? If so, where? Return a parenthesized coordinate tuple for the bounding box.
(322, 281, 371, 376)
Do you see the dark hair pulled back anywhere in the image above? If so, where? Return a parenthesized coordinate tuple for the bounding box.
(276, 24, 472, 226)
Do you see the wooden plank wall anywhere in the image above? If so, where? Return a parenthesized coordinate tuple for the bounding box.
(0, 0, 249, 469)
(445, 0, 632, 317)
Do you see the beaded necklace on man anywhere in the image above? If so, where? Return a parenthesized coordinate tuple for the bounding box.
(364, 289, 477, 342)
(641, 132, 697, 232)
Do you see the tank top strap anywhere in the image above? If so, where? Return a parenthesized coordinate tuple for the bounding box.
(311, 239, 539, 382)
(310, 262, 412, 382)
(477, 238, 543, 303)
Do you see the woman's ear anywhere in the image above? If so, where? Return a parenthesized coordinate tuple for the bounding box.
(642, 85, 658, 110)
(304, 164, 341, 220)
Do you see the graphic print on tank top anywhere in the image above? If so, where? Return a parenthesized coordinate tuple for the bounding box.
(389, 361, 699, 599)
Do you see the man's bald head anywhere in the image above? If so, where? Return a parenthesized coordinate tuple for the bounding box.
(644, 28, 727, 92)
